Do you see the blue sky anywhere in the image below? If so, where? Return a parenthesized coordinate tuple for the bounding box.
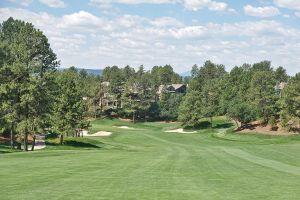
(1, 0, 300, 74)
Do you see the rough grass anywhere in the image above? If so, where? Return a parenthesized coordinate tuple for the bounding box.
(0, 117, 299, 200)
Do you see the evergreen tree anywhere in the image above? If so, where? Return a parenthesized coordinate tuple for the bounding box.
(178, 91, 202, 127)
(179, 61, 225, 127)
(275, 66, 289, 83)
(250, 71, 277, 123)
(159, 88, 183, 121)
(0, 17, 58, 151)
(280, 73, 300, 130)
(200, 79, 221, 127)
(53, 69, 87, 144)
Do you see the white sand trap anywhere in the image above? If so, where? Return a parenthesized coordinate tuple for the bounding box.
(165, 128, 197, 134)
(82, 130, 112, 137)
(35, 135, 46, 150)
(34, 144, 46, 150)
(23, 135, 46, 151)
(113, 126, 134, 129)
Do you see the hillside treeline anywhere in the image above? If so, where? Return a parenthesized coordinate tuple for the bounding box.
(0, 18, 299, 150)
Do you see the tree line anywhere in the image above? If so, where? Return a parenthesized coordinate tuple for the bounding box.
(1, 18, 299, 151)
(179, 61, 299, 131)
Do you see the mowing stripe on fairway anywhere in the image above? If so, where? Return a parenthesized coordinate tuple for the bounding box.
(222, 148, 300, 176)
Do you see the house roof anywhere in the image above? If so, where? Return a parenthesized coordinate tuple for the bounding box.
(158, 84, 185, 94)
(171, 84, 185, 90)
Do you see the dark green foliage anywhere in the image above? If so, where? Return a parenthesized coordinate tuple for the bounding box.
(268, 116, 277, 131)
(250, 71, 277, 123)
(275, 66, 289, 82)
(227, 100, 256, 128)
(122, 72, 155, 121)
(53, 69, 87, 141)
(178, 91, 202, 127)
(0, 17, 58, 150)
(179, 61, 225, 127)
(159, 90, 183, 120)
(150, 65, 182, 87)
(252, 60, 273, 72)
(280, 73, 300, 130)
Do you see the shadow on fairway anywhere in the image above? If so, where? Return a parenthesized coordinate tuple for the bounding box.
(0, 150, 11, 154)
(214, 123, 234, 129)
(64, 140, 102, 148)
(184, 121, 211, 130)
(185, 121, 234, 130)
(46, 138, 103, 149)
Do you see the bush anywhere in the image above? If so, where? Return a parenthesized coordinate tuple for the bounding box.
(268, 116, 277, 131)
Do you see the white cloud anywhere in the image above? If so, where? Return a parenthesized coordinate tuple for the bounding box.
(1, 8, 299, 75)
(116, 15, 148, 28)
(89, 0, 177, 7)
(283, 14, 290, 18)
(90, 0, 234, 13)
(150, 17, 183, 27)
(244, 5, 280, 17)
(273, 0, 300, 11)
(295, 12, 300, 17)
(9, 0, 32, 6)
(59, 11, 103, 28)
(183, 0, 227, 11)
(39, 0, 66, 8)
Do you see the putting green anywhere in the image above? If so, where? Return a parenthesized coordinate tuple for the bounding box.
(0, 118, 299, 200)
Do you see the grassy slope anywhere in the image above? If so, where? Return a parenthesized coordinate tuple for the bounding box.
(0, 117, 299, 200)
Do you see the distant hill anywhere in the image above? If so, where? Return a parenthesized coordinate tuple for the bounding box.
(180, 71, 191, 77)
(57, 67, 103, 76)
(83, 69, 103, 76)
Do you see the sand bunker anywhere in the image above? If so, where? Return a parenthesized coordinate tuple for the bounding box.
(34, 139, 46, 150)
(82, 130, 112, 137)
(33, 144, 46, 150)
(165, 128, 197, 134)
(113, 126, 134, 129)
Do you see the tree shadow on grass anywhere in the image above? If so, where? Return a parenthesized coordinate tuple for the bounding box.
(184, 121, 234, 130)
(0, 145, 21, 154)
(65, 140, 101, 148)
(184, 121, 211, 130)
(46, 139, 103, 149)
(214, 123, 234, 129)
(0, 149, 11, 154)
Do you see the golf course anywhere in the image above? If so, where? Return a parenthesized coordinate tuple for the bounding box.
(0, 117, 299, 200)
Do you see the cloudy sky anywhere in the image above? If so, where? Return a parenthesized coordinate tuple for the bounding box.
(0, 0, 300, 74)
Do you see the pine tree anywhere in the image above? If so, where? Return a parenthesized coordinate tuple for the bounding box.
(280, 73, 300, 130)
(0, 17, 58, 151)
(53, 69, 87, 144)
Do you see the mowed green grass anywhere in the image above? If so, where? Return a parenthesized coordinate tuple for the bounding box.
(0, 117, 300, 200)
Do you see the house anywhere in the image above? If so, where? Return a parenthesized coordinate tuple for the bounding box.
(98, 81, 119, 110)
(274, 82, 286, 97)
(157, 84, 187, 95)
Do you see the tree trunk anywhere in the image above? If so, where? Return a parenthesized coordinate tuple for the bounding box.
(210, 117, 213, 128)
(234, 119, 239, 128)
(24, 102, 29, 151)
(17, 142, 22, 150)
(60, 134, 64, 145)
(31, 135, 36, 151)
(132, 111, 135, 123)
(24, 131, 28, 151)
(10, 126, 14, 149)
(100, 97, 103, 115)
